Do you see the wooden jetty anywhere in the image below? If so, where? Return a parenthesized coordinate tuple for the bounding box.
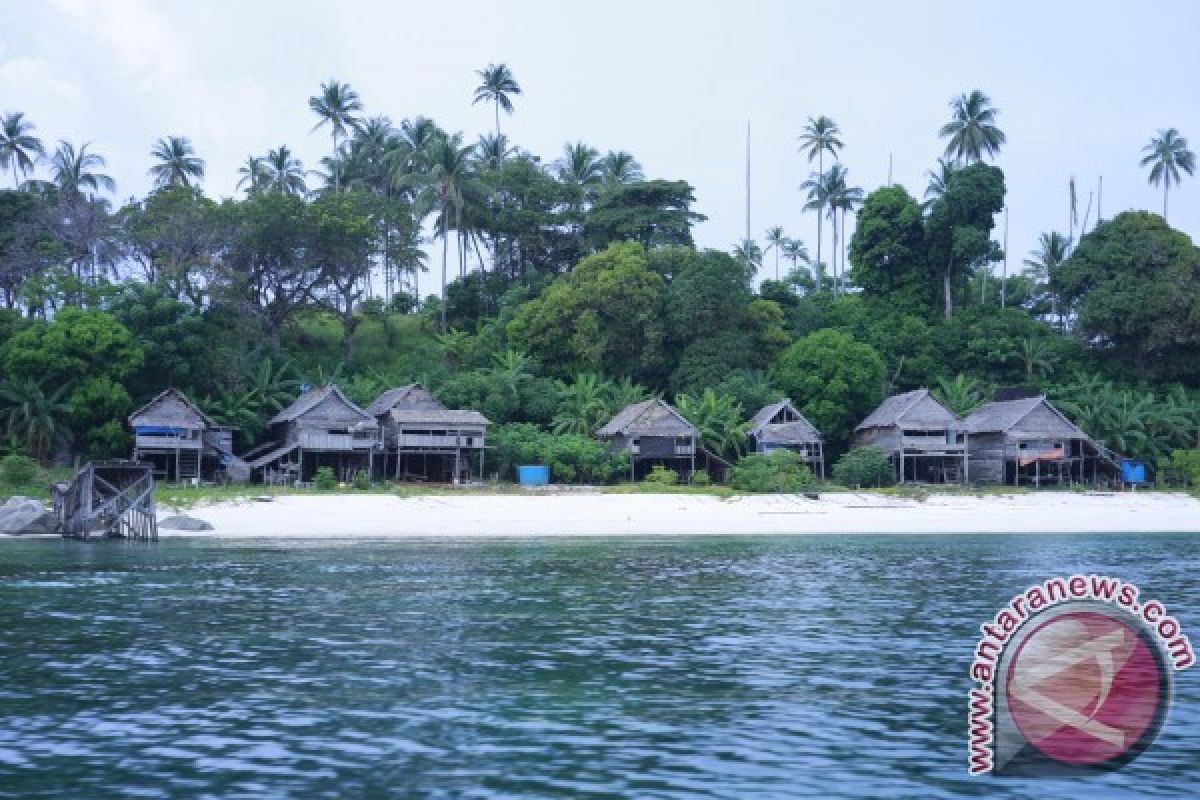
(52, 460, 158, 541)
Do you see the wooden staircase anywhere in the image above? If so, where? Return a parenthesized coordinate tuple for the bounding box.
(52, 461, 158, 541)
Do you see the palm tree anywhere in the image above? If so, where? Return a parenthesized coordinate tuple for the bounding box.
(933, 373, 985, 416)
(489, 349, 535, 406)
(236, 155, 271, 195)
(148, 135, 204, 189)
(675, 388, 748, 461)
(1140, 128, 1195, 221)
(49, 140, 115, 199)
(599, 151, 644, 185)
(763, 226, 787, 280)
(413, 135, 476, 332)
(732, 239, 762, 276)
(472, 63, 521, 137)
(797, 116, 843, 272)
(309, 80, 363, 192)
(800, 171, 831, 291)
(924, 158, 958, 206)
(0, 378, 72, 463)
(781, 238, 811, 280)
(1024, 231, 1071, 330)
(552, 373, 613, 435)
(939, 90, 1006, 163)
(556, 141, 603, 194)
(0, 112, 44, 188)
(1018, 337, 1054, 380)
(824, 164, 864, 292)
(264, 145, 306, 195)
(477, 132, 515, 170)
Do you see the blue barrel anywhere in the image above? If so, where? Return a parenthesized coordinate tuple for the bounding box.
(517, 465, 550, 486)
(1120, 460, 1146, 484)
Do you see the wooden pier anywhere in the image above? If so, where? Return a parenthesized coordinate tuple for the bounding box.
(52, 461, 158, 541)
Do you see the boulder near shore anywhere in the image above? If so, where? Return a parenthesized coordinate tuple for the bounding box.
(0, 496, 58, 536)
(158, 514, 215, 531)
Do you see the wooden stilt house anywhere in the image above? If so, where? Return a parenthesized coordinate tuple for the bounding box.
(130, 388, 245, 483)
(596, 399, 698, 482)
(367, 384, 490, 483)
(962, 394, 1117, 486)
(248, 385, 379, 484)
(854, 388, 967, 484)
(748, 399, 825, 477)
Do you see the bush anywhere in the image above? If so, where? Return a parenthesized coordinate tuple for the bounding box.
(644, 465, 678, 485)
(691, 469, 712, 487)
(832, 446, 895, 488)
(313, 466, 337, 490)
(352, 470, 371, 490)
(731, 450, 814, 493)
(487, 423, 629, 484)
(1159, 450, 1200, 487)
(0, 454, 40, 486)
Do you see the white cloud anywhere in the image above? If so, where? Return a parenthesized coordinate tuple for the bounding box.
(0, 55, 82, 103)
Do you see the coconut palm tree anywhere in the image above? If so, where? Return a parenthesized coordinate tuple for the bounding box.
(1024, 231, 1072, 330)
(800, 171, 831, 291)
(781, 238, 811, 278)
(309, 80, 363, 192)
(797, 116, 843, 272)
(473, 63, 521, 137)
(477, 132, 515, 170)
(924, 158, 958, 206)
(825, 165, 864, 292)
(732, 238, 762, 275)
(552, 373, 613, 435)
(236, 155, 271, 195)
(264, 145, 306, 195)
(413, 134, 476, 332)
(0, 378, 72, 463)
(49, 140, 115, 199)
(1140, 128, 1195, 221)
(556, 141, 603, 194)
(0, 112, 44, 188)
(933, 373, 985, 416)
(599, 151, 644, 186)
(763, 226, 787, 280)
(148, 135, 205, 189)
(675, 388, 748, 461)
(939, 90, 1006, 163)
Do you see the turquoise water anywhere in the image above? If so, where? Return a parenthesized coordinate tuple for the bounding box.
(0, 534, 1197, 798)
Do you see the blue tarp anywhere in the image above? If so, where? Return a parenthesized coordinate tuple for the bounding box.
(134, 426, 188, 435)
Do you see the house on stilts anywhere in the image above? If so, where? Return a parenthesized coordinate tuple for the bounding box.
(130, 388, 248, 483)
(747, 399, 825, 477)
(962, 393, 1117, 486)
(366, 384, 490, 483)
(596, 398, 698, 482)
(854, 388, 967, 484)
(246, 385, 379, 484)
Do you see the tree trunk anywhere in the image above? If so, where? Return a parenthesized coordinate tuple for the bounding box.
(943, 262, 954, 319)
(1164, 182, 1169, 222)
(440, 229, 448, 333)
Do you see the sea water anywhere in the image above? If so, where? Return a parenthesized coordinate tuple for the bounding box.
(0, 534, 1196, 798)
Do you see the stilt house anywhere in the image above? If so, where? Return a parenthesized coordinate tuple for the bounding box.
(748, 399, 825, 477)
(962, 394, 1117, 486)
(854, 388, 967, 484)
(129, 388, 245, 483)
(367, 384, 489, 483)
(248, 385, 379, 484)
(596, 399, 698, 481)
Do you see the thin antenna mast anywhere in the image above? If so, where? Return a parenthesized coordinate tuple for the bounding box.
(745, 119, 751, 274)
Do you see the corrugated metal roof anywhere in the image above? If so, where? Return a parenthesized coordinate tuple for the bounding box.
(596, 399, 697, 437)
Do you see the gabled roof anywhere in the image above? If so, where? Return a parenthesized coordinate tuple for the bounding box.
(365, 383, 445, 417)
(128, 388, 213, 429)
(855, 388, 957, 432)
(269, 384, 377, 427)
(962, 396, 1083, 437)
(391, 409, 490, 426)
(596, 398, 697, 437)
(749, 399, 821, 444)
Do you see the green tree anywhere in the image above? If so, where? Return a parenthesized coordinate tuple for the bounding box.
(264, 145, 307, 196)
(797, 115, 843, 272)
(0, 112, 45, 188)
(148, 136, 204, 189)
(939, 89, 1006, 163)
(584, 180, 703, 251)
(924, 162, 1005, 318)
(676, 388, 748, 460)
(309, 80, 363, 192)
(236, 155, 271, 195)
(1140, 128, 1195, 221)
(1023, 231, 1072, 329)
(1054, 211, 1200, 382)
(731, 450, 814, 493)
(764, 226, 787, 280)
(599, 151, 644, 186)
(832, 445, 894, 488)
(552, 372, 612, 435)
(0, 378, 72, 462)
(50, 141, 115, 199)
(771, 328, 885, 446)
(411, 134, 477, 332)
(508, 241, 667, 383)
(473, 63, 521, 137)
(848, 185, 932, 312)
(933, 373, 985, 415)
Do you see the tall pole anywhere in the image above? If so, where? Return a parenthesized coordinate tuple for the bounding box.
(745, 119, 751, 275)
(1097, 176, 1103, 225)
(1001, 206, 1009, 309)
(887, 153, 893, 187)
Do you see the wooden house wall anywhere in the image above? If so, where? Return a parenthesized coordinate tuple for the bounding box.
(967, 433, 1007, 483)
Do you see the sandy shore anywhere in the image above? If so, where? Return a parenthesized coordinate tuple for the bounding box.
(159, 491, 1200, 537)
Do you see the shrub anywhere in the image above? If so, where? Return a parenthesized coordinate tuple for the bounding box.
(0, 454, 40, 486)
(731, 450, 814, 493)
(644, 465, 678, 485)
(352, 470, 371, 490)
(313, 466, 337, 490)
(691, 469, 712, 487)
(487, 423, 628, 484)
(1159, 450, 1200, 487)
(832, 446, 895, 488)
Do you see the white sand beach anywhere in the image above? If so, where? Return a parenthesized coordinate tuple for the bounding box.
(162, 491, 1200, 537)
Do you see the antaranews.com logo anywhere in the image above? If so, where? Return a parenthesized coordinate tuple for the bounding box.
(968, 575, 1193, 776)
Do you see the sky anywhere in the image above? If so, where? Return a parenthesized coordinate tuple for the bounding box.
(2, 0, 1198, 282)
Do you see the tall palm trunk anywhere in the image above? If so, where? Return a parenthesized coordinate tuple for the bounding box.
(440, 220, 449, 334)
(333, 130, 340, 193)
(495, 102, 501, 137)
(1164, 182, 1169, 222)
(815, 150, 824, 291)
(944, 259, 954, 319)
(830, 210, 839, 297)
